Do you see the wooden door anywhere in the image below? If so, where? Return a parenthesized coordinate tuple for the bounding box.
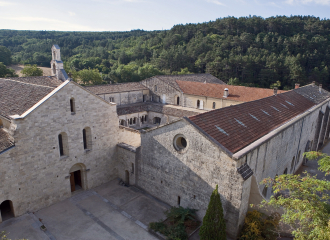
(70, 173, 75, 192)
(74, 170, 82, 187)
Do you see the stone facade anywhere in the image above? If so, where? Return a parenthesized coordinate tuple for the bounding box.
(0, 81, 119, 220)
(138, 120, 243, 238)
(141, 77, 183, 106)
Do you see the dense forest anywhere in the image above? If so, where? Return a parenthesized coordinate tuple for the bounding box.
(1, 15, 330, 89)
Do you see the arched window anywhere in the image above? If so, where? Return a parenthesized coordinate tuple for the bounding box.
(133, 118, 136, 124)
(212, 102, 216, 109)
(58, 132, 69, 156)
(70, 98, 75, 114)
(120, 120, 125, 126)
(154, 85, 157, 92)
(83, 127, 92, 150)
(197, 100, 200, 109)
(129, 118, 133, 125)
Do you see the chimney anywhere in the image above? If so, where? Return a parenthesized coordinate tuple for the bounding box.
(295, 83, 300, 89)
(223, 88, 229, 98)
(319, 84, 322, 93)
(312, 81, 315, 86)
(273, 87, 278, 96)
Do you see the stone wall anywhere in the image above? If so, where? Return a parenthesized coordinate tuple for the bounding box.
(141, 77, 183, 106)
(184, 94, 242, 110)
(116, 143, 138, 186)
(138, 119, 244, 239)
(236, 100, 330, 225)
(118, 126, 141, 147)
(0, 82, 119, 219)
(97, 90, 149, 106)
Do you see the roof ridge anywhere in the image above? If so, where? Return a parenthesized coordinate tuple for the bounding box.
(1, 78, 55, 89)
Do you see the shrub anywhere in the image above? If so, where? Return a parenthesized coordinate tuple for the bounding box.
(239, 210, 280, 240)
(199, 185, 226, 240)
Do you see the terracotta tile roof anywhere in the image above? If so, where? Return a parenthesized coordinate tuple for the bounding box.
(85, 82, 148, 95)
(188, 90, 316, 154)
(0, 77, 61, 119)
(0, 128, 14, 153)
(176, 81, 287, 102)
(153, 74, 225, 90)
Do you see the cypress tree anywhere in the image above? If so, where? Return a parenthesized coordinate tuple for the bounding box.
(199, 185, 226, 240)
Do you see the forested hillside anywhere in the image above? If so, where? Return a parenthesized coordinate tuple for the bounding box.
(1, 15, 330, 89)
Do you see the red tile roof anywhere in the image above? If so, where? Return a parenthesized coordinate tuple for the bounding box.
(176, 80, 286, 102)
(188, 90, 316, 154)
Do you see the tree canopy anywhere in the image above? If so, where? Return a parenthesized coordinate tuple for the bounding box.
(261, 151, 330, 239)
(1, 16, 330, 88)
(21, 64, 43, 77)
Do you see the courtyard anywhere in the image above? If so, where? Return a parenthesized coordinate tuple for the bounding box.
(0, 179, 169, 240)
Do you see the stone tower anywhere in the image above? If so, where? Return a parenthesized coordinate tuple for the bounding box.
(50, 45, 69, 81)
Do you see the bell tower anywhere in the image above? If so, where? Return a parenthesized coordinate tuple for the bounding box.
(50, 45, 69, 81)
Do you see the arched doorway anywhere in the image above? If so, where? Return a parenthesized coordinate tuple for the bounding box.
(0, 200, 14, 222)
(125, 170, 129, 185)
(69, 163, 87, 192)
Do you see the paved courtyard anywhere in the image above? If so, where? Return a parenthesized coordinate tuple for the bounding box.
(0, 179, 169, 240)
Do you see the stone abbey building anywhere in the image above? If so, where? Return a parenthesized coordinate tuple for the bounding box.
(1, 46, 330, 239)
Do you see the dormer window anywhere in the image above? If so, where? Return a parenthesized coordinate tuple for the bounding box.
(70, 98, 75, 114)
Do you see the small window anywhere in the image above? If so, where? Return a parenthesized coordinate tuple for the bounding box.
(70, 98, 75, 113)
(119, 120, 125, 126)
(109, 97, 114, 102)
(133, 117, 136, 124)
(131, 163, 134, 174)
(197, 100, 200, 109)
(154, 85, 157, 92)
(129, 118, 133, 125)
(153, 117, 161, 124)
(83, 127, 92, 150)
(173, 134, 188, 152)
(58, 132, 69, 157)
(290, 156, 295, 173)
(176, 96, 180, 105)
(212, 102, 216, 109)
(143, 95, 147, 102)
(178, 196, 181, 206)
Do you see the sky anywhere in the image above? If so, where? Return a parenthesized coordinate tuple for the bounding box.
(0, 0, 330, 32)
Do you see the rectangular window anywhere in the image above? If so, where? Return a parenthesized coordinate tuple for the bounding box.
(131, 163, 134, 174)
(58, 134, 64, 156)
(109, 97, 114, 102)
(83, 129, 87, 149)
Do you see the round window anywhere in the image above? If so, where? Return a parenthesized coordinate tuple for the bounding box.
(173, 134, 188, 152)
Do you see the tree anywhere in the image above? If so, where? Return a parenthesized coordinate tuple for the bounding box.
(261, 151, 330, 239)
(0, 46, 12, 66)
(199, 185, 226, 240)
(78, 68, 102, 85)
(21, 64, 43, 77)
(0, 63, 17, 77)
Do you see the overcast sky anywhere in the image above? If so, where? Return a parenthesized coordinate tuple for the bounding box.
(0, 0, 329, 31)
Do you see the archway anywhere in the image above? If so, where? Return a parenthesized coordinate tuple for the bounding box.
(69, 163, 87, 192)
(125, 170, 129, 185)
(0, 200, 14, 222)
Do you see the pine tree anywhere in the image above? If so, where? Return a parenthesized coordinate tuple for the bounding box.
(199, 185, 226, 240)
